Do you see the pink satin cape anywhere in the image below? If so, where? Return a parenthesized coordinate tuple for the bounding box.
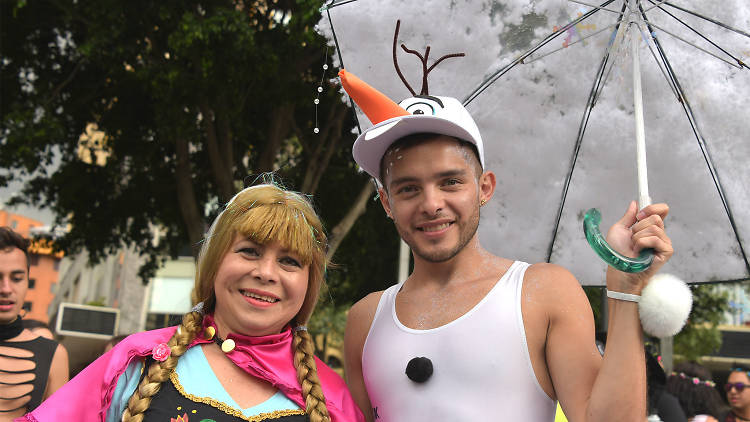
(18, 317, 363, 422)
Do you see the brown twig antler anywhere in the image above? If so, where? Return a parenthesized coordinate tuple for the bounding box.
(393, 20, 417, 96)
(392, 20, 466, 96)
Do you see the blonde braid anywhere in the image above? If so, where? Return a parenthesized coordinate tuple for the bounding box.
(121, 312, 203, 422)
(293, 329, 331, 422)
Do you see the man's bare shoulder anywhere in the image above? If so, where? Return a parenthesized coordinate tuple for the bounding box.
(523, 262, 587, 306)
(525, 262, 578, 281)
(348, 290, 386, 324)
(345, 291, 387, 354)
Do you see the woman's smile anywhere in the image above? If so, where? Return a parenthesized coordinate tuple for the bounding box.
(213, 236, 309, 337)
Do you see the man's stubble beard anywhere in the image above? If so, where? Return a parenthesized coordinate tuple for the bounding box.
(395, 208, 481, 263)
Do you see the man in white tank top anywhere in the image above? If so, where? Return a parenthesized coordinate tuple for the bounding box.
(340, 70, 674, 422)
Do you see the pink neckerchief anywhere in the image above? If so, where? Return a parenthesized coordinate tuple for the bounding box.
(190, 314, 362, 421)
(192, 315, 304, 401)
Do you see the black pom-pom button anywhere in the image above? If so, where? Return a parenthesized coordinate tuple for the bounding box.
(405, 357, 433, 383)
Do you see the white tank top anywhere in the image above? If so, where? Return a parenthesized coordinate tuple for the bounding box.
(361, 261, 556, 421)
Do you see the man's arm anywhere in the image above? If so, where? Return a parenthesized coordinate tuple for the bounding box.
(546, 201, 672, 422)
(44, 343, 69, 399)
(525, 263, 601, 420)
(344, 292, 383, 422)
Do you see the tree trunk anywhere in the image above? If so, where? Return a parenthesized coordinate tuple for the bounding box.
(218, 112, 234, 188)
(301, 102, 348, 195)
(174, 138, 205, 257)
(327, 180, 376, 259)
(256, 103, 295, 174)
(200, 104, 235, 202)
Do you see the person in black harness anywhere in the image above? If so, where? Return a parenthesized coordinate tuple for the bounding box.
(0, 227, 68, 419)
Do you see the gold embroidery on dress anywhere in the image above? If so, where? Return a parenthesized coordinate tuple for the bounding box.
(169, 372, 306, 421)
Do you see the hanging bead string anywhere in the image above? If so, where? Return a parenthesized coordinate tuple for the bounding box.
(314, 47, 330, 135)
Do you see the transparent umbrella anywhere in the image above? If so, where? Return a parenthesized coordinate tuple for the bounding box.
(318, 0, 750, 286)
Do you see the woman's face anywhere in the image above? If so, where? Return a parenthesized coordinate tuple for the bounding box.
(212, 234, 309, 337)
(727, 371, 750, 412)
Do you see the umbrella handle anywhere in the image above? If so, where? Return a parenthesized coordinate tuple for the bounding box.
(583, 208, 654, 273)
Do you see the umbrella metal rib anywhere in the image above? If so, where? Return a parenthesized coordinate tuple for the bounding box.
(463, 0, 618, 106)
(567, 0, 624, 15)
(594, 17, 632, 105)
(646, 21, 743, 68)
(647, 0, 750, 69)
(568, 0, 673, 18)
(523, 22, 620, 64)
(545, 1, 631, 263)
(636, 24, 681, 101)
(320, 0, 358, 11)
(325, 5, 362, 134)
(637, 3, 750, 276)
(660, 1, 750, 39)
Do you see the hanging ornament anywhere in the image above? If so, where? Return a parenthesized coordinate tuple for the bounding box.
(314, 47, 330, 134)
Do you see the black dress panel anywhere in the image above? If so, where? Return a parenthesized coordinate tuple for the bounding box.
(141, 371, 308, 422)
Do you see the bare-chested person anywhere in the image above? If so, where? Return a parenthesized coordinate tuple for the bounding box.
(0, 227, 68, 421)
(340, 70, 673, 422)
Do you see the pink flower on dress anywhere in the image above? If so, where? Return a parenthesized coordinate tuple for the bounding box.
(152, 343, 171, 362)
(171, 413, 188, 422)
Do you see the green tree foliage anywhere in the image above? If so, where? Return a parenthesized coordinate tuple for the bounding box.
(1, 0, 397, 303)
(584, 284, 732, 363)
(583, 286, 604, 329)
(308, 300, 348, 361)
(674, 284, 729, 362)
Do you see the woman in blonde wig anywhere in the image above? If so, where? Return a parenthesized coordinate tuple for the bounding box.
(20, 183, 364, 422)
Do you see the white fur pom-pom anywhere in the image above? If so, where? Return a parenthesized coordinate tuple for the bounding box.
(639, 273, 692, 338)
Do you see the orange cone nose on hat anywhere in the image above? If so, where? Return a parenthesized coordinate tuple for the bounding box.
(339, 69, 409, 125)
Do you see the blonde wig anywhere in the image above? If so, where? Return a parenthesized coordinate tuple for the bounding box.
(192, 183, 328, 324)
(123, 183, 331, 422)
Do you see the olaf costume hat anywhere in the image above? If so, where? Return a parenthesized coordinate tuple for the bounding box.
(340, 70, 485, 184)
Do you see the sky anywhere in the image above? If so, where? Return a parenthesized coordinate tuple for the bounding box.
(1, 181, 55, 226)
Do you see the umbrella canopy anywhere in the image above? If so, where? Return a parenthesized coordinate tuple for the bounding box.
(318, 0, 750, 286)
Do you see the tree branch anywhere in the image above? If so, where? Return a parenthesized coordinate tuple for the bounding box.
(174, 138, 205, 257)
(256, 103, 294, 173)
(293, 48, 323, 75)
(199, 103, 234, 202)
(217, 111, 234, 186)
(327, 180, 376, 259)
(45, 59, 85, 106)
(303, 104, 347, 195)
(301, 100, 341, 191)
